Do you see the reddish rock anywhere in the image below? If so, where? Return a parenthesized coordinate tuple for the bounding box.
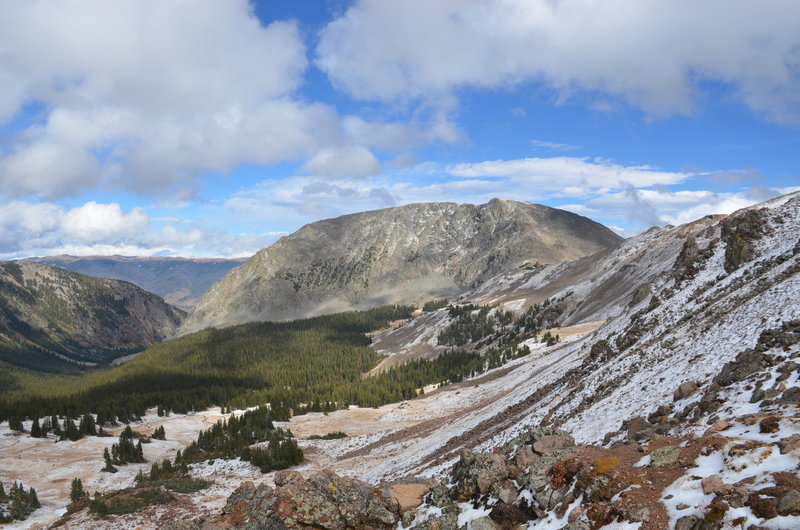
(759, 416, 781, 434)
(701, 475, 724, 495)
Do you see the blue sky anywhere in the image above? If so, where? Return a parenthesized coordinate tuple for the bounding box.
(0, 0, 798, 258)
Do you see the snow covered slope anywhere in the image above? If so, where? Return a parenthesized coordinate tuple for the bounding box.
(340, 192, 800, 477)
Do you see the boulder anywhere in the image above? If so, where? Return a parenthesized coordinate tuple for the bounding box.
(532, 434, 575, 456)
(777, 490, 800, 516)
(701, 475, 724, 495)
(649, 446, 680, 467)
(674, 515, 701, 530)
(673, 381, 699, 401)
(780, 386, 800, 404)
(759, 416, 781, 434)
(778, 433, 800, 454)
(715, 350, 769, 387)
(386, 482, 431, 513)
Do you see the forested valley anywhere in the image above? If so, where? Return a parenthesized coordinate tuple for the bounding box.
(0, 302, 546, 427)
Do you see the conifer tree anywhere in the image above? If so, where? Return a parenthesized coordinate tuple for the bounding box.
(79, 414, 96, 436)
(30, 418, 41, 438)
(51, 415, 62, 437)
(69, 478, 85, 503)
(0, 481, 5, 499)
(102, 448, 117, 473)
(41, 416, 51, 436)
(62, 418, 81, 441)
(27, 488, 39, 509)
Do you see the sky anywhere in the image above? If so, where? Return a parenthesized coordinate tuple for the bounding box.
(0, 0, 798, 258)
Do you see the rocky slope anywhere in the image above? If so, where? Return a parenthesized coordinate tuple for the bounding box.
(4, 193, 798, 529)
(181, 199, 621, 334)
(0, 261, 185, 372)
(29, 255, 247, 310)
(234, 191, 798, 529)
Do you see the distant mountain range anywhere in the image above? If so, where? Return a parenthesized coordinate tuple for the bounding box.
(181, 199, 622, 334)
(27, 255, 247, 310)
(0, 261, 184, 372)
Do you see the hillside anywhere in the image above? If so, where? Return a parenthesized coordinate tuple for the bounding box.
(181, 199, 621, 334)
(0, 261, 185, 372)
(1, 193, 798, 529)
(28, 255, 247, 310)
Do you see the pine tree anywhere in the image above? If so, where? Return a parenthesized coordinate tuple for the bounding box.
(51, 415, 62, 437)
(8, 417, 24, 432)
(102, 448, 117, 473)
(79, 414, 96, 436)
(70, 478, 85, 503)
(60, 418, 81, 441)
(27, 488, 39, 509)
(30, 418, 42, 438)
(152, 425, 166, 440)
(41, 416, 51, 436)
(0, 481, 5, 499)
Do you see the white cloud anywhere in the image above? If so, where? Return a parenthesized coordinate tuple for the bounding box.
(0, 200, 277, 258)
(304, 145, 380, 179)
(0, 0, 390, 199)
(449, 156, 689, 191)
(563, 186, 800, 232)
(530, 139, 580, 152)
(61, 202, 149, 243)
(318, 0, 800, 122)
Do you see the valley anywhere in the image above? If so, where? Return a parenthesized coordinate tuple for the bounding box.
(1, 194, 799, 529)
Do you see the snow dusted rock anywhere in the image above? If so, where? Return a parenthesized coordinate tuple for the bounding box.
(673, 381, 699, 401)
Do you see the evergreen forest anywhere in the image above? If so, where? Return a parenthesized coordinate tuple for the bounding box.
(0, 304, 539, 425)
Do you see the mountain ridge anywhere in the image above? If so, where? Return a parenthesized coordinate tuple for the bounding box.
(181, 199, 622, 334)
(0, 261, 185, 372)
(27, 255, 247, 310)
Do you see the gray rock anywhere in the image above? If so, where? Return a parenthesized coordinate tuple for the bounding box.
(532, 434, 575, 455)
(777, 490, 800, 516)
(469, 516, 500, 530)
(674, 381, 699, 401)
(780, 386, 800, 404)
(649, 446, 680, 467)
(674, 515, 701, 530)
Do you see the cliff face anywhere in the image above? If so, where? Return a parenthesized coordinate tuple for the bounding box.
(181, 199, 622, 333)
(0, 261, 185, 371)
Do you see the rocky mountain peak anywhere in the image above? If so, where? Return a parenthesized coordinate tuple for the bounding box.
(180, 199, 622, 333)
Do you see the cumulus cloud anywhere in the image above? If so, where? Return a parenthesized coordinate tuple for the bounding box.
(0, 200, 275, 258)
(0, 0, 388, 199)
(304, 145, 380, 179)
(318, 0, 800, 122)
(61, 202, 149, 243)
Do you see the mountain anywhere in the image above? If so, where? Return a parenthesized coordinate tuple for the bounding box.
(3, 193, 799, 529)
(348, 192, 800, 475)
(0, 261, 185, 372)
(28, 255, 247, 310)
(181, 199, 622, 334)
(204, 192, 799, 529)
